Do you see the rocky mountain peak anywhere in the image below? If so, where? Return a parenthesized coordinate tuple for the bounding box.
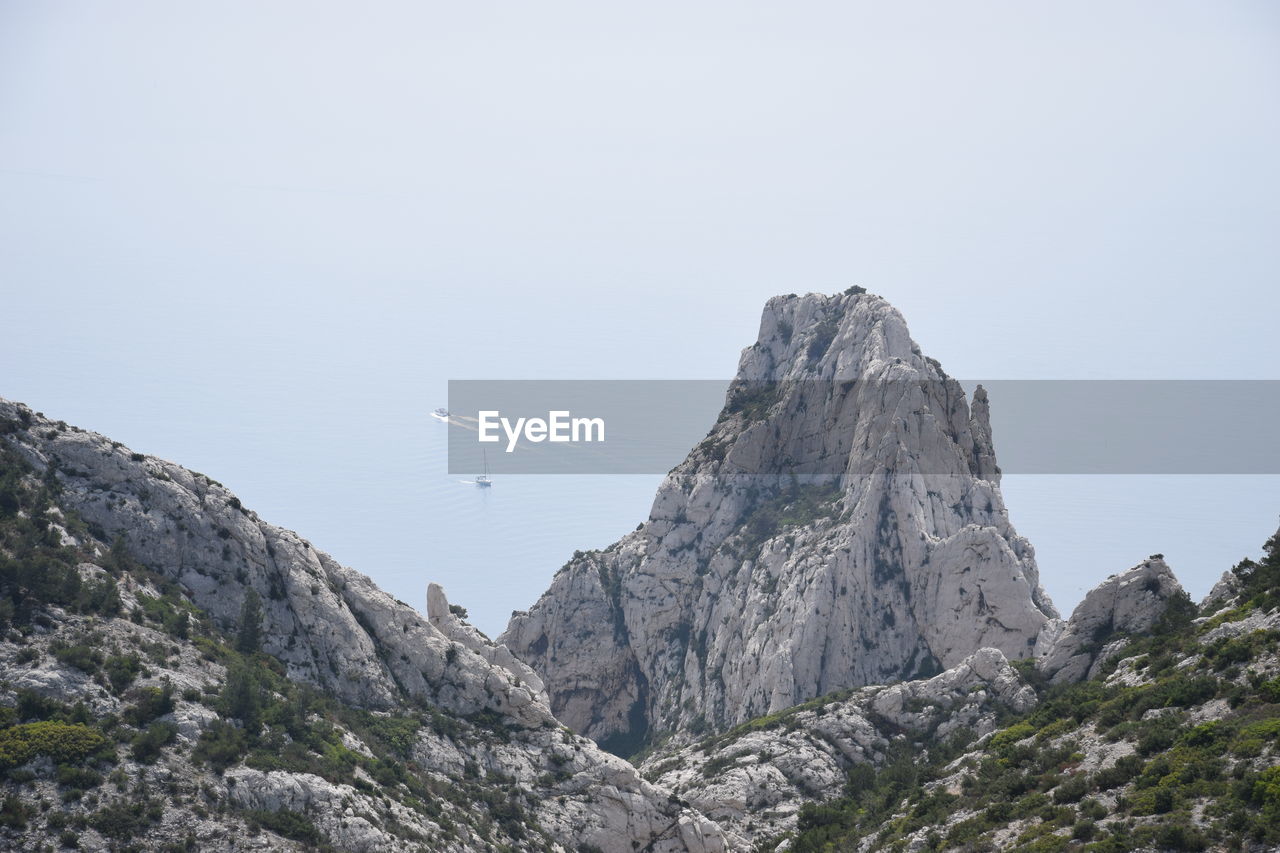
(739, 289, 920, 382)
(503, 290, 1057, 751)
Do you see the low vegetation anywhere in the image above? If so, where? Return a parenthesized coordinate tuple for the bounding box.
(722, 380, 784, 423)
(767, 531, 1280, 852)
(725, 478, 842, 561)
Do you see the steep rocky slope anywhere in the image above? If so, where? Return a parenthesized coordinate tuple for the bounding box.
(759, 528, 1280, 852)
(0, 400, 727, 852)
(503, 289, 1057, 750)
(633, 556, 1189, 846)
(638, 647, 1036, 842)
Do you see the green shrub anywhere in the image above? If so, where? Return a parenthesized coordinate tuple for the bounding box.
(78, 576, 121, 617)
(1052, 773, 1089, 804)
(1035, 718, 1075, 741)
(1078, 798, 1107, 820)
(1254, 765, 1280, 822)
(723, 381, 783, 422)
(235, 589, 263, 655)
(123, 683, 174, 727)
(0, 794, 30, 829)
(990, 722, 1036, 751)
(56, 764, 103, 789)
(14, 689, 70, 723)
(247, 808, 322, 845)
(360, 713, 421, 759)
(1137, 721, 1179, 756)
(1094, 754, 1144, 790)
(1179, 720, 1223, 747)
(1153, 786, 1177, 814)
(103, 654, 141, 692)
(729, 480, 841, 559)
(0, 721, 108, 768)
(165, 608, 190, 639)
(192, 720, 248, 773)
(1155, 820, 1208, 851)
(217, 662, 263, 733)
(52, 643, 103, 675)
(88, 798, 163, 839)
(130, 721, 177, 763)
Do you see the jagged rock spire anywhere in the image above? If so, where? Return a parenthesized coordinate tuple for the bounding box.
(503, 291, 1056, 748)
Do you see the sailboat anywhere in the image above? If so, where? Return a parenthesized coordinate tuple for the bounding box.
(475, 449, 492, 488)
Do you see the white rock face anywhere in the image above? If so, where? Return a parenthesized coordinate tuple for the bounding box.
(1037, 556, 1182, 684)
(641, 648, 1036, 842)
(0, 398, 546, 723)
(503, 291, 1056, 746)
(427, 581, 548, 706)
(0, 398, 730, 853)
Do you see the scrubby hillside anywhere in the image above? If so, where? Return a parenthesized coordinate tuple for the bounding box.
(754, 529, 1280, 852)
(638, 647, 1036, 841)
(0, 402, 726, 852)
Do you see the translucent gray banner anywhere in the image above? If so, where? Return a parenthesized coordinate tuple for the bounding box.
(444, 380, 1280, 475)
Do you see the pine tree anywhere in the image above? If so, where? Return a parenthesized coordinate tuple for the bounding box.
(235, 588, 263, 655)
(218, 662, 261, 733)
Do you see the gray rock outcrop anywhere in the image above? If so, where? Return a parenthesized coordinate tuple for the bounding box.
(503, 291, 1056, 747)
(1202, 522, 1279, 610)
(427, 581, 549, 706)
(1037, 556, 1183, 684)
(641, 648, 1036, 842)
(1202, 569, 1242, 610)
(0, 398, 543, 721)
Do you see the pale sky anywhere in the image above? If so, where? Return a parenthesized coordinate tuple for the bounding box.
(2, 2, 1278, 634)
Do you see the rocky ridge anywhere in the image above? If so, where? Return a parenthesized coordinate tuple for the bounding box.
(503, 289, 1057, 748)
(638, 647, 1036, 842)
(766, 527, 1280, 852)
(0, 400, 726, 852)
(1037, 556, 1183, 685)
(636, 554, 1195, 846)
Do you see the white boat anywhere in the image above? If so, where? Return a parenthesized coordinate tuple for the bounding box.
(431, 407, 450, 422)
(476, 449, 492, 488)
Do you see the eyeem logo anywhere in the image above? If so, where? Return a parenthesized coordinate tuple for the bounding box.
(477, 410, 605, 453)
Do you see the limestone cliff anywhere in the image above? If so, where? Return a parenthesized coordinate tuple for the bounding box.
(0, 399, 726, 853)
(502, 290, 1057, 749)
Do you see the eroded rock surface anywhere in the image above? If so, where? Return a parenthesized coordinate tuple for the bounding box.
(1037, 556, 1182, 684)
(503, 291, 1056, 746)
(640, 648, 1036, 841)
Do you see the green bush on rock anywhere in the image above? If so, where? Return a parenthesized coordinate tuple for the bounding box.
(0, 721, 108, 769)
